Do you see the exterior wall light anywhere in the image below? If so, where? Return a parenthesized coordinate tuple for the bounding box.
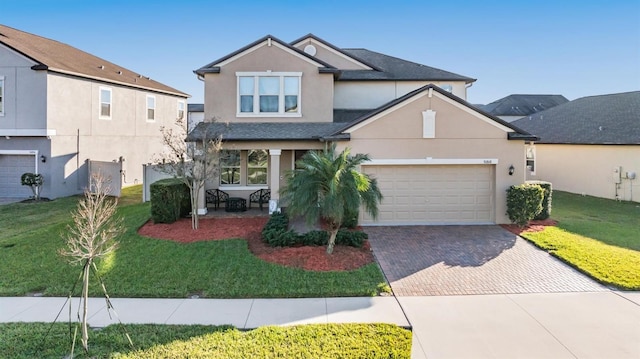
(508, 165, 515, 176)
(40, 155, 46, 163)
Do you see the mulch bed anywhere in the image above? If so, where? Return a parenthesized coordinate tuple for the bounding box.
(500, 218, 558, 236)
(138, 217, 374, 272)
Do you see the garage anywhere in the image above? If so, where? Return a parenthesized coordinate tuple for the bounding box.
(362, 164, 495, 225)
(0, 153, 36, 198)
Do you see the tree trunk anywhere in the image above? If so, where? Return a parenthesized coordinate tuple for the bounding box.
(326, 226, 339, 254)
(81, 259, 91, 352)
(191, 188, 199, 230)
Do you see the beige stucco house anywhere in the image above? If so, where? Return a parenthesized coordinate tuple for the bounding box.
(513, 91, 640, 203)
(0, 24, 188, 199)
(189, 34, 536, 224)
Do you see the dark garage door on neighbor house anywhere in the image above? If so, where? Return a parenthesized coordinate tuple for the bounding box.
(361, 164, 495, 225)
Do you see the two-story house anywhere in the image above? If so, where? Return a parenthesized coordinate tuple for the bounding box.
(0, 24, 188, 199)
(189, 34, 535, 225)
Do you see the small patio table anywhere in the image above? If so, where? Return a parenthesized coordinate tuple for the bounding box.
(225, 197, 247, 212)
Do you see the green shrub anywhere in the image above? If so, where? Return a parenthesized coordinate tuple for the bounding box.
(150, 178, 190, 223)
(336, 229, 368, 247)
(506, 183, 545, 227)
(262, 212, 366, 248)
(526, 180, 553, 220)
(20, 172, 44, 200)
(341, 208, 359, 229)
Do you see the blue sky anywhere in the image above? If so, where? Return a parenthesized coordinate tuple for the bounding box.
(2, 0, 639, 105)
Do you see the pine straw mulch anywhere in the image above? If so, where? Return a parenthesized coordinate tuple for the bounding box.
(137, 217, 374, 272)
(500, 218, 558, 236)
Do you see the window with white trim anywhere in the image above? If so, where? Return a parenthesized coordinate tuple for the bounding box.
(177, 100, 185, 120)
(247, 150, 268, 185)
(0, 77, 4, 116)
(220, 150, 241, 185)
(237, 72, 301, 116)
(146, 95, 156, 121)
(99, 87, 112, 119)
(526, 145, 536, 174)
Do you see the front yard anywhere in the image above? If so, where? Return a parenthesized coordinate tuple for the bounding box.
(0, 186, 387, 298)
(519, 191, 640, 290)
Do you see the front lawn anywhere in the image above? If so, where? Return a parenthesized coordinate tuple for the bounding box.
(0, 185, 387, 298)
(519, 191, 640, 290)
(0, 322, 412, 359)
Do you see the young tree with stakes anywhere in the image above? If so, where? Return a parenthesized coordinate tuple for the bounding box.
(280, 143, 383, 254)
(154, 118, 224, 230)
(59, 174, 124, 353)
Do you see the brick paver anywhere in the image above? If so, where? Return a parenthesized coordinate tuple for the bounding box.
(366, 225, 608, 296)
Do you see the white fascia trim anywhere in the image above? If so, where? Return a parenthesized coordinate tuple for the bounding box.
(0, 149, 38, 155)
(219, 186, 269, 191)
(435, 91, 514, 132)
(292, 38, 372, 70)
(216, 40, 327, 68)
(344, 91, 427, 133)
(0, 129, 57, 137)
(363, 158, 499, 165)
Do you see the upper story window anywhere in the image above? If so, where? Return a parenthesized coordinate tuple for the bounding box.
(0, 77, 4, 116)
(177, 100, 185, 120)
(146, 95, 156, 121)
(236, 72, 301, 117)
(526, 146, 536, 174)
(99, 87, 112, 119)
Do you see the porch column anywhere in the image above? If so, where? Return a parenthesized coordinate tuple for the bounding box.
(269, 149, 281, 202)
(197, 184, 207, 215)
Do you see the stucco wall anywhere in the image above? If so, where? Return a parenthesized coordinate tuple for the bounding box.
(204, 43, 334, 123)
(339, 92, 526, 224)
(0, 44, 47, 131)
(334, 81, 467, 109)
(529, 144, 640, 202)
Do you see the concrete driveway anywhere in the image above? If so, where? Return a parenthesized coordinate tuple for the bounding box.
(365, 225, 607, 296)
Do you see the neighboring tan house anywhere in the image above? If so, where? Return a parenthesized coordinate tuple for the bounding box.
(481, 94, 568, 122)
(512, 91, 640, 203)
(189, 34, 535, 225)
(0, 24, 188, 199)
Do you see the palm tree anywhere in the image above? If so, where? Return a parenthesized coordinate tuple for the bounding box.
(280, 144, 383, 254)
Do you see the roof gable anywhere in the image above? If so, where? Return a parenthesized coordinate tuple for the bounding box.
(512, 91, 640, 145)
(195, 35, 337, 75)
(335, 84, 533, 139)
(290, 34, 379, 71)
(0, 24, 188, 97)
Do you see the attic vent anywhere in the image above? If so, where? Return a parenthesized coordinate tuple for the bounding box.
(303, 44, 317, 56)
(99, 65, 104, 70)
(117, 71, 122, 75)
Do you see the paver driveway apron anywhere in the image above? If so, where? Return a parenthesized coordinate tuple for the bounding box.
(365, 225, 607, 296)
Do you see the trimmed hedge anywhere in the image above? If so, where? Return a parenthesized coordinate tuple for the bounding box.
(526, 180, 553, 220)
(150, 178, 190, 223)
(262, 212, 367, 248)
(506, 183, 544, 227)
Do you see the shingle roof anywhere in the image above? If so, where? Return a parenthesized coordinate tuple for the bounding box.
(481, 94, 569, 117)
(511, 91, 640, 145)
(338, 49, 476, 83)
(0, 24, 188, 97)
(188, 104, 204, 112)
(186, 122, 347, 142)
(194, 35, 337, 76)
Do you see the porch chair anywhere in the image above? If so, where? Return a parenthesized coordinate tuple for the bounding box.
(205, 189, 229, 210)
(249, 189, 271, 210)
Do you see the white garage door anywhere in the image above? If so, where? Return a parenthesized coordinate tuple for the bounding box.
(0, 155, 36, 198)
(362, 165, 495, 225)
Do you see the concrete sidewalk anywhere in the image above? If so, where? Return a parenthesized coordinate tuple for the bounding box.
(1, 292, 639, 358)
(0, 296, 410, 329)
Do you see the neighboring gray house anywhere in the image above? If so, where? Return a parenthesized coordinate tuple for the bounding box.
(482, 94, 568, 122)
(512, 91, 640, 202)
(0, 24, 189, 199)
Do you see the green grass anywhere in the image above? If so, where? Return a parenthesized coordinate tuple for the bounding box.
(0, 322, 412, 358)
(0, 185, 388, 298)
(520, 191, 640, 290)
